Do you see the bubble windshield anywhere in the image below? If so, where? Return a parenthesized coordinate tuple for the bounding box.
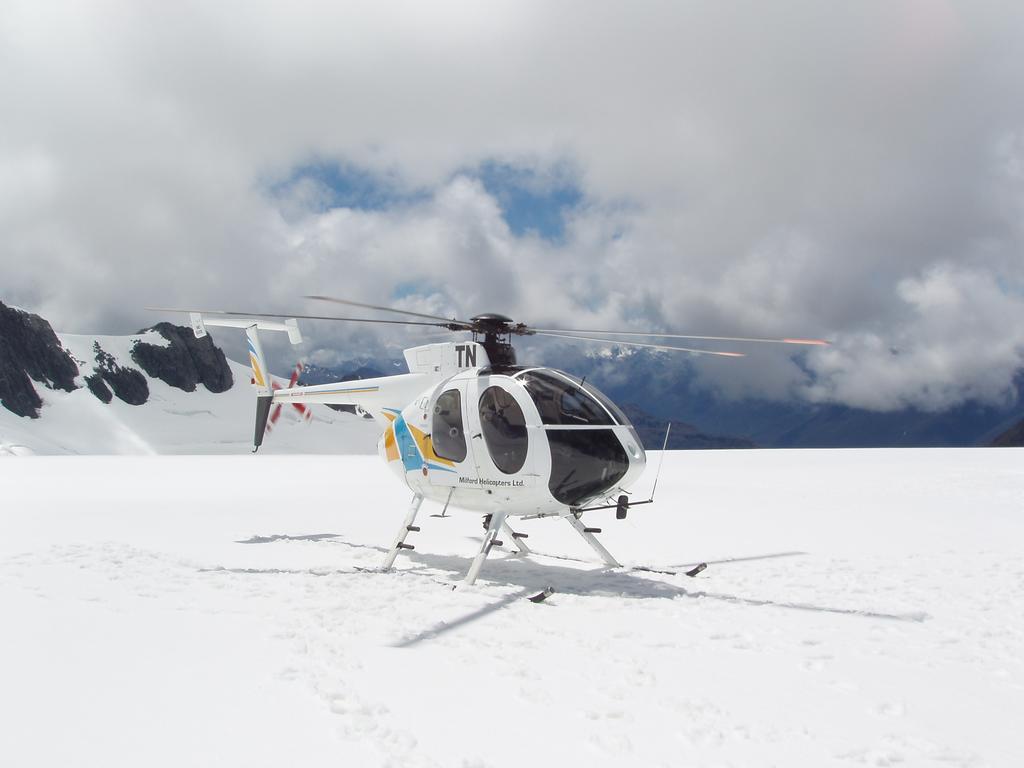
(516, 370, 616, 426)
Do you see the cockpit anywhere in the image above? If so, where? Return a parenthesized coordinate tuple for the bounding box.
(429, 367, 644, 508)
(515, 369, 639, 506)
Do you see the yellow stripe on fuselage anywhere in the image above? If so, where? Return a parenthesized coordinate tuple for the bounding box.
(384, 424, 399, 462)
(407, 422, 455, 467)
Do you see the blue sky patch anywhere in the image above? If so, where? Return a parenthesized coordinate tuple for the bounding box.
(271, 158, 584, 242)
(270, 161, 426, 212)
(470, 160, 583, 242)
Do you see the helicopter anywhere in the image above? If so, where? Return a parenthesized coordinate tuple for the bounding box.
(152, 297, 827, 586)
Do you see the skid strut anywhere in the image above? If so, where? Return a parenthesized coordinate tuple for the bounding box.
(382, 493, 424, 571)
(464, 510, 507, 585)
(567, 514, 621, 567)
(501, 520, 532, 555)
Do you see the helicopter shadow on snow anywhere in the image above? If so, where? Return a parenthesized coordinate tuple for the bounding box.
(389, 547, 929, 647)
(402, 548, 925, 614)
(226, 533, 928, 646)
(236, 533, 343, 544)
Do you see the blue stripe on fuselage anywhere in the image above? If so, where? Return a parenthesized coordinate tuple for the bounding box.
(392, 415, 423, 472)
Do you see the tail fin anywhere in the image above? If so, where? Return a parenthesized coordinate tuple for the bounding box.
(245, 325, 274, 452)
(245, 324, 272, 396)
(186, 312, 304, 453)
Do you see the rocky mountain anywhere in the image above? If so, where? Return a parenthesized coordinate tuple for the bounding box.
(0, 301, 378, 455)
(0, 302, 79, 417)
(0, 301, 233, 417)
(131, 322, 233, 394)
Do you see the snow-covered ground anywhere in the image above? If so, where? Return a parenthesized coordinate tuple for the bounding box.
(1, 449, 1022, 767)
(0, 333, 380, 455)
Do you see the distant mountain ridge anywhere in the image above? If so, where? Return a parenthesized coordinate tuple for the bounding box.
(0, 301, 233, 418)
(298, 363, 383, 418)
(990, 419, 1024, 447)
(299, 362, 387, 386)
(549, 346, 1024, 449)
(5, 300, 1021, 450)
(618, 404, 756, 450)
(285, 345, 1024, 448)
(0, 300, 379, 455)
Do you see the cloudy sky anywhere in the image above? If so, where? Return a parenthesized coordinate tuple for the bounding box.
(2, 1, 1023, 411)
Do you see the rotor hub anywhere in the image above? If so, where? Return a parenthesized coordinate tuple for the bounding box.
(469, 313, 513, 333)
(469, 313, 524, 366)
(468, 313, 532, 337)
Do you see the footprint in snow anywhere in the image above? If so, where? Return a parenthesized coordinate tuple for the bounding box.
(872, 701, 907, 718)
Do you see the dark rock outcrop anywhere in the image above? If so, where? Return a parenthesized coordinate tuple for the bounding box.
(93, 342, 149, 405)
(0, 301, 79, 418)
(131, 322, 233, 393)
(84, 373, 114, 404)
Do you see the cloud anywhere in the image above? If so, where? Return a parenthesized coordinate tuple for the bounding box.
(2, 1, 1024, 411)
(804, 264, 1024, 411)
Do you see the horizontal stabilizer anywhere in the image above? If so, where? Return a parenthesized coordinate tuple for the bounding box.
(145, 308, 303, 345)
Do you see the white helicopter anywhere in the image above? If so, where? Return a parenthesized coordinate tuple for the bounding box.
(153, 297, 827, 587)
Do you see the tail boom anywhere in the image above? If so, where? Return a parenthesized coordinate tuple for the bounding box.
(269, 374, 430, 428)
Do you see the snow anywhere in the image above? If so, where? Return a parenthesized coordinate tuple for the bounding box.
(0, 333, 380, 455)
(1, 448, 1022, 766)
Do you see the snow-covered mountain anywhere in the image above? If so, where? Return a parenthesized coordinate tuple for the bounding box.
(6, 299, 1022, 453)
(0, 302, 379, 455)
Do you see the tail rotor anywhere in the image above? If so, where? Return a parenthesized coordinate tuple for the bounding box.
(266, 362, 313, 434)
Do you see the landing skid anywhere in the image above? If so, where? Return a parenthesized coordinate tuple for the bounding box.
(528, 550, 709, 578)
(383, 497, 707, 586)
(633, 562, 708, 578)
(464, 511, 621, 585)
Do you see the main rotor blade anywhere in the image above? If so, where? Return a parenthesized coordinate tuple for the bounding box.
(145, 307, 459, 329)
(532, 331, 745, 358)
(528, 327, 829, 346)
(304, 295, 472, 327)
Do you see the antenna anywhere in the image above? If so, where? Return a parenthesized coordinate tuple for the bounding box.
(647, 422, 672, 503)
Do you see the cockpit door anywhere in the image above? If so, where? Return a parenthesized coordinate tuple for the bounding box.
(464, 375, 541, 489)
(422, 380, 473, 488)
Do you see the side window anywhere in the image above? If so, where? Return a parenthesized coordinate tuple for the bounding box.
(479, 385, 528, 474)
(432, 389, 467, 462)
